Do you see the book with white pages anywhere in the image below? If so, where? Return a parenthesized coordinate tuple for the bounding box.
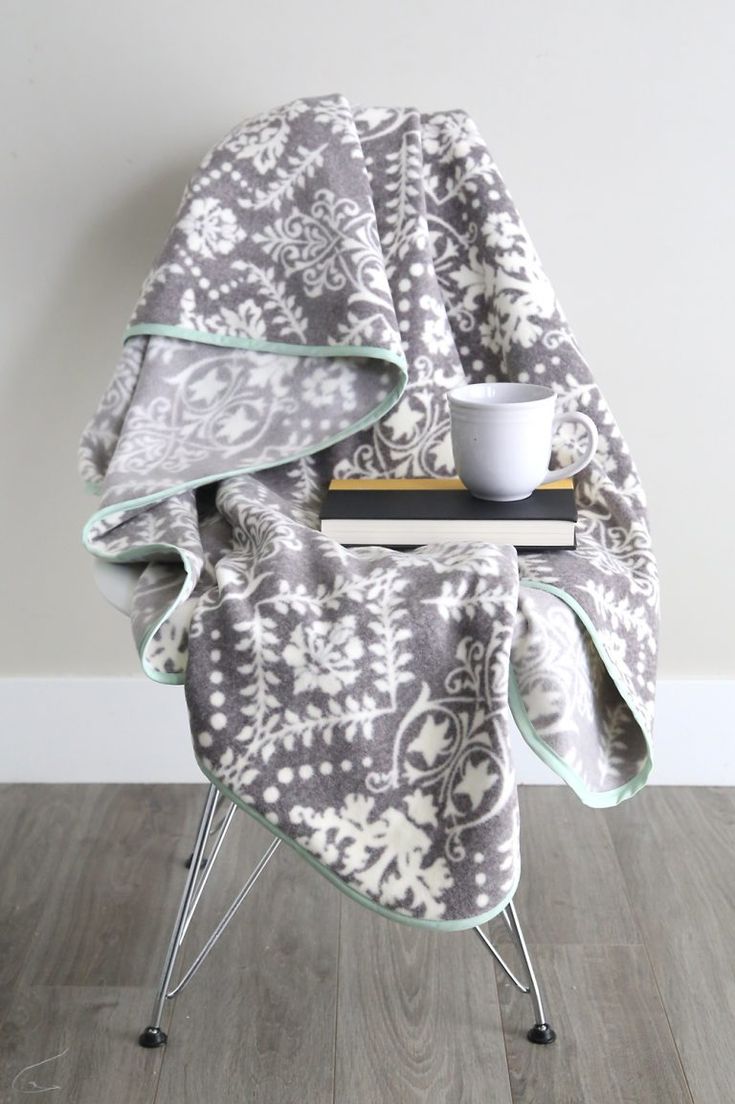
(319, 477, 577, 550)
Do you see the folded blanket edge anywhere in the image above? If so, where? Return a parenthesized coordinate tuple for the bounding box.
(196, 759, 524, 931)
(510, 579, 654, 806)
(124, 323, 410, 369)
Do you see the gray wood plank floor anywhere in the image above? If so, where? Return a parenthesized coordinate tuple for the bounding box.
(0, 784, 731, 1103)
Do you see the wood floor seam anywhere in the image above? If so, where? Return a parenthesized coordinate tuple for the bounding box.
(605, 812, 698, 1104)
(330, 897, 342, 1104)
(490, 933, 517, 1104)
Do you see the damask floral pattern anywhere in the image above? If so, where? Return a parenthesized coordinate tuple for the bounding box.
(129, 96, 404, 361)
(79, 95, 657, 926)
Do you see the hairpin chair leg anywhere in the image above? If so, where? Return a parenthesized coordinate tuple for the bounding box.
(138, 783, 280, 1048)
(139, 783, 219, 1048)
(475, 899, 556, 1045)
(184, 806, 233, 869)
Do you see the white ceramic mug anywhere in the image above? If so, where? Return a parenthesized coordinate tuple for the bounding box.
(448, 382, 598, 502)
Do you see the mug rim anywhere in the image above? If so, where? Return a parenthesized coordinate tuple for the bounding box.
(448, 381, 554, 408)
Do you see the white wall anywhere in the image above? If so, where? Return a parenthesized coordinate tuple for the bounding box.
(1, 0, 733, 684)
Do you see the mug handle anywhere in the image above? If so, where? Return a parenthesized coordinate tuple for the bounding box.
(539, 411, 599, 485)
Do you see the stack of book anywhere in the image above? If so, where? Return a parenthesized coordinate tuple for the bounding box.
(319, 477, 576, 550)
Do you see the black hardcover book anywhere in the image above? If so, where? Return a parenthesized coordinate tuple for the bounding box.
(319, 477, 577, 549)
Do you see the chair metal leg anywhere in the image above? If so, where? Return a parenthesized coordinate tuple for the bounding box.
(184, 806, 232, 868)
(139, 783, 219, 1047)
(138, 783, 280, 1048)
(505, 900, 556, 1044)
(177, 802, 238, 946)
(165, 836, 280, 999)
(475, 898, 556, 1045)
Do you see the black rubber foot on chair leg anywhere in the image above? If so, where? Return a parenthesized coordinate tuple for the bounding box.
(184, 853, 208, 869)
(527, 1022, 556, 1045)
(139, 1026, 168, 1048)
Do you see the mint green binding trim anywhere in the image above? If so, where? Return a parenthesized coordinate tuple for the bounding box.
(124, 323, 409, 371)
(509, 579, 653, 808)
(197, 761, 520, 931)
(82, 356, 407, 682)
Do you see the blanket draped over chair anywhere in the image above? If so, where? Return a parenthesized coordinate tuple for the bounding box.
(79, 94, 658, 928)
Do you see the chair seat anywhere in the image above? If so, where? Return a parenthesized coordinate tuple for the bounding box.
(93, 558, 143, 617)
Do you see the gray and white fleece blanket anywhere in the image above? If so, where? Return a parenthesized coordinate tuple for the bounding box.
(79, 94, 658, 929)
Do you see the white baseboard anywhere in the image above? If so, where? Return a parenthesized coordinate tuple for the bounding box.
(0, 677, 732, 785)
